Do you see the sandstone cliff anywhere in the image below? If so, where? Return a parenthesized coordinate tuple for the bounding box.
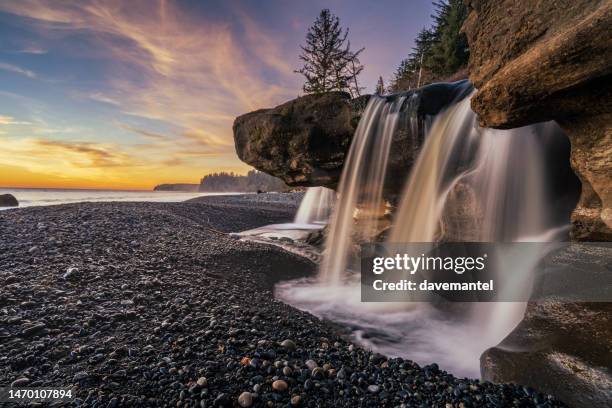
(463, 0, 612, 240)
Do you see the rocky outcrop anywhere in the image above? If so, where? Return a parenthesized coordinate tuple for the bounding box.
(480, 243, 612, 408)
(233, 82, 473, 199)
(463, 0, 612, 240)
(233, 92, 366, 190)
(0, 194, 18, 207)
(482, 302, 612, 408)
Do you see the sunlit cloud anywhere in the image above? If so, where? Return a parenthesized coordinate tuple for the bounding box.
(116, 122, 169, 141)
(0, 62, 37, 78)
(0, 0, 299, 186)
(17, 46, 48, 55)
(2, 137, 132, 169)
(89, 92, 121, 106)
(0, 115, 33, 125)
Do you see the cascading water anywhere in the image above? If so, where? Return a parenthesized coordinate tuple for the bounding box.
(294, 187, 336, 225)
(276, 82, 575, 377)
(319, 95, 407, 284)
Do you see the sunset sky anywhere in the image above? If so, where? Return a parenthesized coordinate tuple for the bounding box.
(0, 0, 435, 190)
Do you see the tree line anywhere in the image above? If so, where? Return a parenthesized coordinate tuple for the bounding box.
(199, 170, 288, 192)
(295, 1, 469, 96)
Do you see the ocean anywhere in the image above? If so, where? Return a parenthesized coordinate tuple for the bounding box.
(0, 188, 239, 210)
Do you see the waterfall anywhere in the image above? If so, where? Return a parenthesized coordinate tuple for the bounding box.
(294, 187, 336, 225)
(319, 95, 406, 284)
(277, 82, 575, 377)
(387, 93, 568, 364)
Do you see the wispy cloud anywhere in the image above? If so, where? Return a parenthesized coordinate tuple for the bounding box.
(0, 62, 37, 78)
(117, 122, 169, 141)
(17, 46, 48, 55)
(35, 138, 131, 167)
(0, 0, 299, 166)
(0, 115, 33, 125)
(89, 92, 121, 106)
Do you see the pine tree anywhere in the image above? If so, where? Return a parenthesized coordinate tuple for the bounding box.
(389, 0, 468, 91)
(295, 9, 364, 96)
(375, 76, 385, 95)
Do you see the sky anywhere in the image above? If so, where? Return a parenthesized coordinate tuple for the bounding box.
(0, 0, 436, 190)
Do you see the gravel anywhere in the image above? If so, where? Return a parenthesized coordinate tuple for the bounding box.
(0, 195, 567, 407)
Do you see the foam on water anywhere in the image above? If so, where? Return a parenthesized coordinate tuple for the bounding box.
(276, 84, 572, 377)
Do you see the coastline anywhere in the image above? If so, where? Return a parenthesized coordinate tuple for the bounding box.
(0, 194, 566, 407)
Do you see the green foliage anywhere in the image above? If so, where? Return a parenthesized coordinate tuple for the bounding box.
(390, 0, 469, 92)
(296, 9, 365, 97)
(199, 170, 288, 192)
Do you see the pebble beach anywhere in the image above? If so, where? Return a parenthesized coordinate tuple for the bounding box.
(0, 194, 566, 407)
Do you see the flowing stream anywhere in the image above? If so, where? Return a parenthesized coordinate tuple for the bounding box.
(276, 83, 573, 377)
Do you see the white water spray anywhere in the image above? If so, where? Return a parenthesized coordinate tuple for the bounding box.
(277, 85, 571, 377)
(294, 187, 336, 225)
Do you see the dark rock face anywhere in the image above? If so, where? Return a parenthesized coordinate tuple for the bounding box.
(0, 193, 18, 207)
(482, 303, 612, 408)
(481, 244, 612, 408)
(463, 0, 612, 240)
(233, 92, 366, 189)
(233, 82, 473, 199)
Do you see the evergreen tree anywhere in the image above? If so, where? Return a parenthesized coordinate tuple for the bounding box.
(375, 76, 385, 95)
(295, 9, 364, 96)
(389, 0, 468, 91)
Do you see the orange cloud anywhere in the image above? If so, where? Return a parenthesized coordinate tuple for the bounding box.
(0, 0, 301, 189)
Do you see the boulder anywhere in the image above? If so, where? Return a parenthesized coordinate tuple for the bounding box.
(233, 92, 366, 189)
(482, 302, 612, 408)
(0, 193, 18, 207)
(481, 243, 612, 408)
(233, 82, 473, 200)
(463, 0, 612, 240)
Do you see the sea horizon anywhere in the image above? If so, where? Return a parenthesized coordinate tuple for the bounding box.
(0, 187, 241, 209)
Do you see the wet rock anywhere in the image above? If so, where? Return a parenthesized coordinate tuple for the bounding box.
(0, 193, 18, 207)
(480, 241, 612, 408)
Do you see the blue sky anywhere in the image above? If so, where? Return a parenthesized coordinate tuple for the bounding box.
(0, 0, 436, 189)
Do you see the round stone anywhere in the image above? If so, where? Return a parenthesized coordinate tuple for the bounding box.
(272, 380, 288, 392)
(280, 339, 296, 350)
(305, 360, 317, 370)
(368, 385, 380, 394)
(238, 392, 253, 407)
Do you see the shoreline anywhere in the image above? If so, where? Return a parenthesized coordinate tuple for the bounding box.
(0, 194, 567, 407)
